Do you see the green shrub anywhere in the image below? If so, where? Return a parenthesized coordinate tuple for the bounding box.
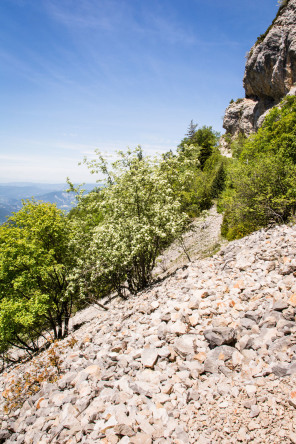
(0, 201, 77, 356)
(70, 147, 188, 298)
(219, 96, 296, 240)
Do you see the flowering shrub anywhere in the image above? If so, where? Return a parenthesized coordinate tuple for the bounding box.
(69, 147, 188, 298)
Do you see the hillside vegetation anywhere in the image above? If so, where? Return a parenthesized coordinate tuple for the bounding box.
(1, 95, 296, 364)
(220, 95, 296, 239)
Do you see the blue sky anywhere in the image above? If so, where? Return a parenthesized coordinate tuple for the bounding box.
(0, 0, 278, 183)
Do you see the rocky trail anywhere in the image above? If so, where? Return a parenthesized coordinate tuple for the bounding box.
(1, 223, 296, 443)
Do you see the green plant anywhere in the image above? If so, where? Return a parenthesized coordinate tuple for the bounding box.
(0, 201, 77, 357)
(70, 146, 188, 298)
(230, 133, 247, 158)
(219, 95, 296, 240)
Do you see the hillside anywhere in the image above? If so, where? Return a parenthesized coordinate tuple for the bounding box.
(1, 2, 296, 443)
(1, 222, 296, 443)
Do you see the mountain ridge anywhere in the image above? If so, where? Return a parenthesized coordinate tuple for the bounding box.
(0, 183, 97, 224)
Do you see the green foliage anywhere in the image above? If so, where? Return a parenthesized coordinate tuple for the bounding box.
(203, 151, 228, 200)
(70, 147, 188, 298)
(160, 143, 227, 218)
(240, 96, 296, 162)
(220, 95, 296, 240)
(0, 201, 76, 356)
(179, 125, 220, 170)
(230, 132, 247, 158)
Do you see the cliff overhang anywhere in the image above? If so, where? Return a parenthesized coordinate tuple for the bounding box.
(222, 0, 296, 151)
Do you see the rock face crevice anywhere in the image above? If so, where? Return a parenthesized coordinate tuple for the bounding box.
(222, 0, 296, 145)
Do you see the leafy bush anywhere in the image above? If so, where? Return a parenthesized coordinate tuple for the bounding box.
(178, 125, 220, 170)
(70, 147, 188, 298)
(220, 95, 296, 239)
(0, 201, 77, 356)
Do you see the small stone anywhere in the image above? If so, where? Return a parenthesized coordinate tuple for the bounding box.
(188, 299, 200, 310)
(194, 352, 206, 363)
(219, 401, 229, 408)
(245, 385, 257, 397)
(289, 432, 296, 444)
(204, 327, 236, 348)
(101, 416, 118, 433)
(160, 313, 171, 323)
(273, 300, 288, 311)
(130, 433, 152, 444)
(250, 405, 260, 418)
(114, 424, 135, 437)
(174, 335, 196, 357)
(141, 348, 159, 368)
(245, 310, 261, 323)
(170, 321, 187, 335)
(237, 426, 247, 442)
(105, 434, 120, 444)
(247, 420, 260, 431)
(162, 383, 173, 395)
(289, 390, 296, 408)
(84, 364, 101, 379)
(272, 364, 289, 378)
(151, 301, 159, 310)
(118, 437, 131, 444)
(189, 314, 199, 327)
(288, 294, 296, 307)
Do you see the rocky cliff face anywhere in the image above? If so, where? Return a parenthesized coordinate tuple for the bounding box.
(222, 0, 296, 148)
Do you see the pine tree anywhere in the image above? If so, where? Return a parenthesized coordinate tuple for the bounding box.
(185, 120, 198, 139)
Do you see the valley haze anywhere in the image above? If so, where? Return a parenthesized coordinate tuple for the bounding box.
(0, 182, 97, 224)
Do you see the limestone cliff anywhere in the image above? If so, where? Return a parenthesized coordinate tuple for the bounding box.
(222, 0, 296, 149)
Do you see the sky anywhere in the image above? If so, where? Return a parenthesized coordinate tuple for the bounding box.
(0, 0, 279, 183)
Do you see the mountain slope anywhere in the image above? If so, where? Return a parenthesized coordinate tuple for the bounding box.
(0, 183, 96, 224)
(1, 222, 296, 443)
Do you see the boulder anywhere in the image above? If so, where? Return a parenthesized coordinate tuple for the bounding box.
(204, 327, 237, 348)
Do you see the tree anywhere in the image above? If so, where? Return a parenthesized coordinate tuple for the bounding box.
(0, 201, 76, 356)
(178, 125, 220, 170)
(70, 147, 188, 298)
(185, 120, 198, 139)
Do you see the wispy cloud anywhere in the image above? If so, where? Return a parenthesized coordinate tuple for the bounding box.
(44, 0, 239, 51)
(45, 0, 126, 31)
(45, 0, 197, 46)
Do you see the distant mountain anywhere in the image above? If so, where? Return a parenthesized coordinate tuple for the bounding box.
(0, 183, 97, 224)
